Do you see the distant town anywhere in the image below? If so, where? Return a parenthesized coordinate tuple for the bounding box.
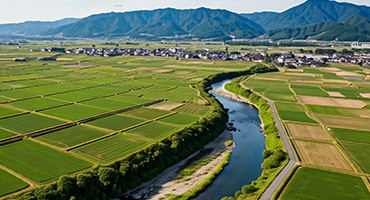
(19, 46, 370, 68)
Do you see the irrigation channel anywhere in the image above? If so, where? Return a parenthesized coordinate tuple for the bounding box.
(194, 79, 266, 200)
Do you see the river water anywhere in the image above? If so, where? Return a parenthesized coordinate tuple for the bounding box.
(194, 80, 266, 200)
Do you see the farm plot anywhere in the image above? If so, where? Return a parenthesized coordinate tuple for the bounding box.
(174, 103, 212, 116)
(275, 102, 306, 112)
(281, 167, 370, 200)
(88, 115, 145, 131)
(0, 168, 29, 197)
(285, 123, 331, 142)
(20, 84, 81, 95)
(327, 91, 345, 97)
(158, 113, 199, 125)
(292, 140, 353, 171)
(9, 97, 67, 111)
(321, 87, 360, 99)
(40, 104, 108, 121)
(0, 113, 64, 134)
(148, 101, 183, 111)
(107, 95, 152, 104)
(0, 90, 37, 99)
(37, 125, 110, 148)
(278, 110, 318, 124)
(0, 105, 23, 117)
(331, 128, 370, 144)
(342, 142, 370, 173)
(72, 134, 150, 164)
(313, 113, 370, 131)
(123, 107, 171, 120)
(307, 105, 370, 118)
(0, 129, 16, 140)
(126, 122, 180, 140)
(0, 139, 92, 183)
(49, 91, 99, 102)
(81, 98, 135, 110)
(291, 84, 329, 97)
(299, 95, 367, 108)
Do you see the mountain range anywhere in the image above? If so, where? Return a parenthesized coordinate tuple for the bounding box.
(0, 0, 369, 42)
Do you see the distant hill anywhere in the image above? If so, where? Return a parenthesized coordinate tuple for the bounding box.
(241, 12, 278, 26)
(266, 20, 370, 42)
(0, 18, 80, 36)
(249, 0, 370, 31)
(44, 8, 266, 40)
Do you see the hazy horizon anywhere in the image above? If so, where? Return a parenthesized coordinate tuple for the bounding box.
(1, 0, 370, 24)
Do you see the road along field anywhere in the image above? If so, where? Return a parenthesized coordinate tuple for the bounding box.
(0, 44, 259, 198)
(240, 64, 370, 199)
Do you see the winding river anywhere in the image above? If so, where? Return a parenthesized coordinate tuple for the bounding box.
(194, 80, 266, 200)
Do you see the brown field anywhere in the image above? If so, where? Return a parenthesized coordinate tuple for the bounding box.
(299, 95, 367, 108)
(56, 58, 73, 61)
(293, 140, 353, 171)
(327, 92, 345, 97)
(148, 102, 183, 111)
(285, 69, 304, 72)
(360, 93, 370, 98)
(285, 122, 332, 142)
(335, 71, 363, 77)
(321, 67, 341, 71)
(312, 113, 370, 131)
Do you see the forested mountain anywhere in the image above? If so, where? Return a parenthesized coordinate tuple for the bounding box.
(247, 0, 370, 31)
(0, 18, 79, 36)
(44, 8, 265, 40)
(266, 21, 370, 42)
(241, 12, 278, 26)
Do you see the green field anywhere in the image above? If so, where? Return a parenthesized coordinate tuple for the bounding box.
(9, 97, 67, 111)
(159, 113, 199, 125)
(88, 115, 145, 131)
(0, 105, 23, 117)
(342, 142, 370, 173)
(37, 125, 110, 148)
(278, 110, 318, 124)
(73, 134, 150, 163)
(126, 121, 180, 140)
(0, 113, 64, 134)
(174, 103, 212, 116)
(281, 167, 370, 200)
(0, 140, 92, 183)
(40, 104, 108, 121)
(81, 98, 135, 110)
(106, 95, 152, 104)
(331, 128, 370, 144)
(123, 107, 171, 120)
(275, 102, 306, 112)
(0, 168, 29, 197)
(0, 129, 16, 140)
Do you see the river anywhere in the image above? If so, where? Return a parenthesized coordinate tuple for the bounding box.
(194, 79, 266, 200)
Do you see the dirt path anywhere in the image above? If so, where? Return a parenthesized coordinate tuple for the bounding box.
(123, 130, 233, 200)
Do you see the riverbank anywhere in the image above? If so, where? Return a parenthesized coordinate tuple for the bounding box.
(123, 130, 234, 200)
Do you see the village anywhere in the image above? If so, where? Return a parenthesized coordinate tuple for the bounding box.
(34, 46, 370, 68)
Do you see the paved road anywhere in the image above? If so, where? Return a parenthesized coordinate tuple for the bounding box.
(239, 83, 298, 200)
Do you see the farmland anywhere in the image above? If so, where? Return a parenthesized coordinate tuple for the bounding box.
(0, 168, 28, 197)
(0, 43, 257, 198)
(281, 167, 370, 200)
(239, 63, 370, 199)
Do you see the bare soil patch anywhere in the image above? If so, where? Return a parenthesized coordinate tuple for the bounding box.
(293, 140, 353, 171)
(335, 71, 363, 77)
(360, 93, 370, 98)
(299, 95, 367, 108)
(148, 102, 183, 111)
(327, 92, 345, 97)
(285, 122, 332, 142)
(56, 58, 73, 61)
(285, 69, 304, 72)
(312, 113, 370, 131)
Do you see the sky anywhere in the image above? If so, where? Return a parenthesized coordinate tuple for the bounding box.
(1, 0, 370, 24)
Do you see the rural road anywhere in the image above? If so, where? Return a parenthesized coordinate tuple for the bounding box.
(238, 83, 298, 200)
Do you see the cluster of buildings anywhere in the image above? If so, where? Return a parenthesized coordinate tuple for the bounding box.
(65, 47, 265, 62)
(38, 46, 370, 67)
(275, 53, 370, 67)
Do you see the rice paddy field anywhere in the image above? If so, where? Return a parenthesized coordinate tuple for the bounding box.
(241, 64, 370, 199)
(0, 43, 256, 197)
